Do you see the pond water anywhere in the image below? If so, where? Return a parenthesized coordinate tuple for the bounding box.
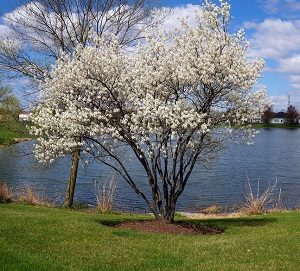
(0, 128, 300, 211)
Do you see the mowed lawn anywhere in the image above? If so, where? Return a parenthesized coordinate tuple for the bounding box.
(0, 204, 299, 271)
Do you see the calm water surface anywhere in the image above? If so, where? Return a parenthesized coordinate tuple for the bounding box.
(0, 128, 299, 211)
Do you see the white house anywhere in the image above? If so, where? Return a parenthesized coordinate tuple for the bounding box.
(19, 112, 31, 122)
(270, 112, 286, 124)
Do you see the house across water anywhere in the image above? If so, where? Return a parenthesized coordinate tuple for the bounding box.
(19, 112, 31, 122)
(250, 111, 299, 124)
(270, 112, 286, 124)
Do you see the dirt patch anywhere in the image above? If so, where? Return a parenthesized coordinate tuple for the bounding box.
(115, 220, 224, 235)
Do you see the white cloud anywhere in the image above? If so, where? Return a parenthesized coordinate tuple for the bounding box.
(259, 0, 281, 14)
(245, 17, 300, 93)
(278, 55, 300, 73)
(160, 4, 200, 33)
(259, 0, 300, 14)
(0, 24, 14, 39)
(0, 3, 201, 51)
(278, 56, 300, 92)
(3, 1, 45, 25)
(245, 19, 300, 59)
(285, 0, 300, 11)
(289, 75, 300, 82)
(270, 95, 288, 110)
(291, 83, 300, 90)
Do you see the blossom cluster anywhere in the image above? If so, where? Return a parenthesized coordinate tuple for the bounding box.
(31, 0, 269, 164)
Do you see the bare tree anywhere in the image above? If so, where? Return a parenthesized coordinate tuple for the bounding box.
(285, 105, 299, 124)
(1, 0, 161, 78)
(261, 105, 275, 126)
(0, 0, 163, 208)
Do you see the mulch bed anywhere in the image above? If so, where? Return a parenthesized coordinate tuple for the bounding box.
(115, 220, 224, 235)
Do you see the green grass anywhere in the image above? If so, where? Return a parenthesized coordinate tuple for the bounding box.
(0, 204, 299, 271)
(0, 122, 32, 145)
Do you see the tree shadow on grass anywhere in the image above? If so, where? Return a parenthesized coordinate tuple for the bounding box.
(191, 216, 277, 230)
(95, 218, 141, 227)
(95, 216, 277, 235)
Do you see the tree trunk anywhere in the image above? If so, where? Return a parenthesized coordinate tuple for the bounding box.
(162, 204, 176, 223)
(149, 183, 177, 223)
(64, 149, 80, 208)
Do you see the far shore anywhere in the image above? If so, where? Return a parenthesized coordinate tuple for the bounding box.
(249, 123, 300, 129)
(0, 137, 32, 148)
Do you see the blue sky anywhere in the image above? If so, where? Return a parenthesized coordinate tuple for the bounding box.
(1, 0, 300, 110)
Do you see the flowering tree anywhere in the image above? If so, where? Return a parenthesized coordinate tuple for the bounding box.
(32, 0, 268, 222)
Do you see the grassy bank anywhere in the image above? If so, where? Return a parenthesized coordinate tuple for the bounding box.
(0, 204, 299, 271)
(0, 122, 32, 145)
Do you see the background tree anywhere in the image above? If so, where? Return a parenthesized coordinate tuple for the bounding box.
(31, 1, 268, 222)
(261, 105, 275, 126)
(0, 0, 163, 208)
(0, 85, 22, 123)
(285, 105, 299, 124)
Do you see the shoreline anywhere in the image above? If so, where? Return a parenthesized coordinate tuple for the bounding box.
(0, 137, 32, 148)
(248, 124, 300, 129)
(3, 202, 299, 219)
(13, 137, 32, 143)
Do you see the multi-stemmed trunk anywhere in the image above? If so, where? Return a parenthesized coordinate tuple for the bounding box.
(151, 207, 175, 223)
(148, 184, 179, 223)
(162, 203, 176, 223)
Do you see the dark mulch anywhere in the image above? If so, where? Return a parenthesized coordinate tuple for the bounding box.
(115, 220, 224, 235)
